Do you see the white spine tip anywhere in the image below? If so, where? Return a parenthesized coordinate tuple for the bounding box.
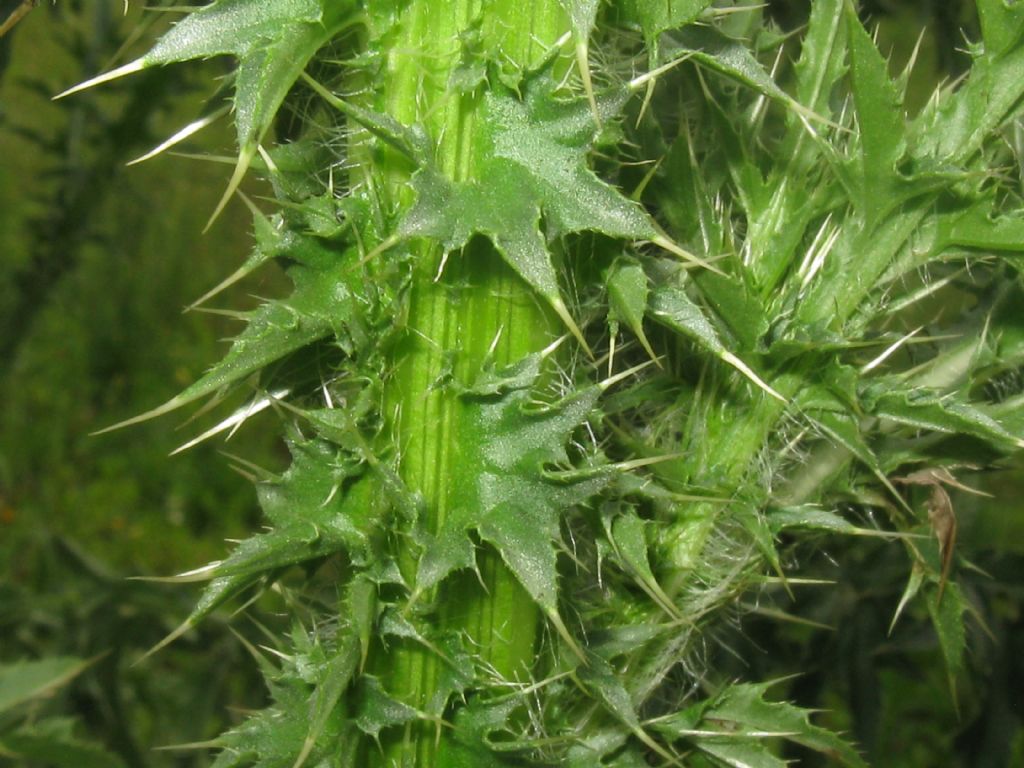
(551, 298, 594, 360)
(54, 59, 146, 100)
(651, 235, 725, 276)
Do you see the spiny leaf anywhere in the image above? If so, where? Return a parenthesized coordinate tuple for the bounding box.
(701, 93, 772, 217)
(147, 0, 326, 62)
(794, 382, 907, 506)
(602, 506, 681, 620)
(936, 203, 1024, 258)
(864, 383, 1024, 451)
(399, 68, 663, 353)
(439, 699, 527, 767)
(481, 73, 641, 237)
(348, 576, 377, 672)
(208, 20, 344, 225)
(587, 623, 668, 661)
(460, 349, 547, 397)
(620, 0, 712, 41)
(768, 505, 860, 536)
(300, 71, 426, 162)
(670, 734, 790, 768)
(694, 271, 769, 354)
(579, 655, 681, 765)
(293, 630, 361, 768)
(975, 0, 1024, 59)
(143, 438, 380, 660)
(414, 369, 608, 654)
(791, 0, 847, 119)
(925, 582, 968, 699)
(302, 408, 423, 522)
(138, 572, 262, 666)
(914, 17, 1024, 163)
(354, 677, 422, 741)
(661, 25, 823, 128)
(797, 206, 929, 328)
(655, 115, 717, 248)
(845, 4, 906, 226)
(449, 20, 488, 93)
(889, 561, 926, 635)
(766, 505, 907, 540)
(734, 503, 786, 584)
(58, 0, 357, 226)
(187, 204, 280, 310)
(605, 258, 656, 361)
(651, 680, 869, 768)
(211, 633, 356, 768)
(648, 282, 784, 401)
(425, 633, 477, 719)
(399, 163, 589, 351)
(558, 0, 601, 124)
(213, 438, 379, 581)
(724, 0, 846, 294)
(97, 234, 372, 433)
(567, 728, 646, 768)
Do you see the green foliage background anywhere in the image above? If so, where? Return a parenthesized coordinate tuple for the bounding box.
(0, 4, 275, 764)
(0, 1, 1023, 767)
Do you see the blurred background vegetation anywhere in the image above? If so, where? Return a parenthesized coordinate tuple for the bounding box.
(0, 1, 1020, 767)
(0, 3, 280, 765)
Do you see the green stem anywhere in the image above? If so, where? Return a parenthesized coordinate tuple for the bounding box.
(364, 3, 570, 766)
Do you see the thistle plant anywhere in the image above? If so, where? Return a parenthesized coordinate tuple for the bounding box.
(58, 0, 1024, 766)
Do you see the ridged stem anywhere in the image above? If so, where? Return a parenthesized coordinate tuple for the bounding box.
(366, 3, 570, 766)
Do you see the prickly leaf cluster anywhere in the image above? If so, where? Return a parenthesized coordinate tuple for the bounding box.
(64, 1, 1024, 766)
